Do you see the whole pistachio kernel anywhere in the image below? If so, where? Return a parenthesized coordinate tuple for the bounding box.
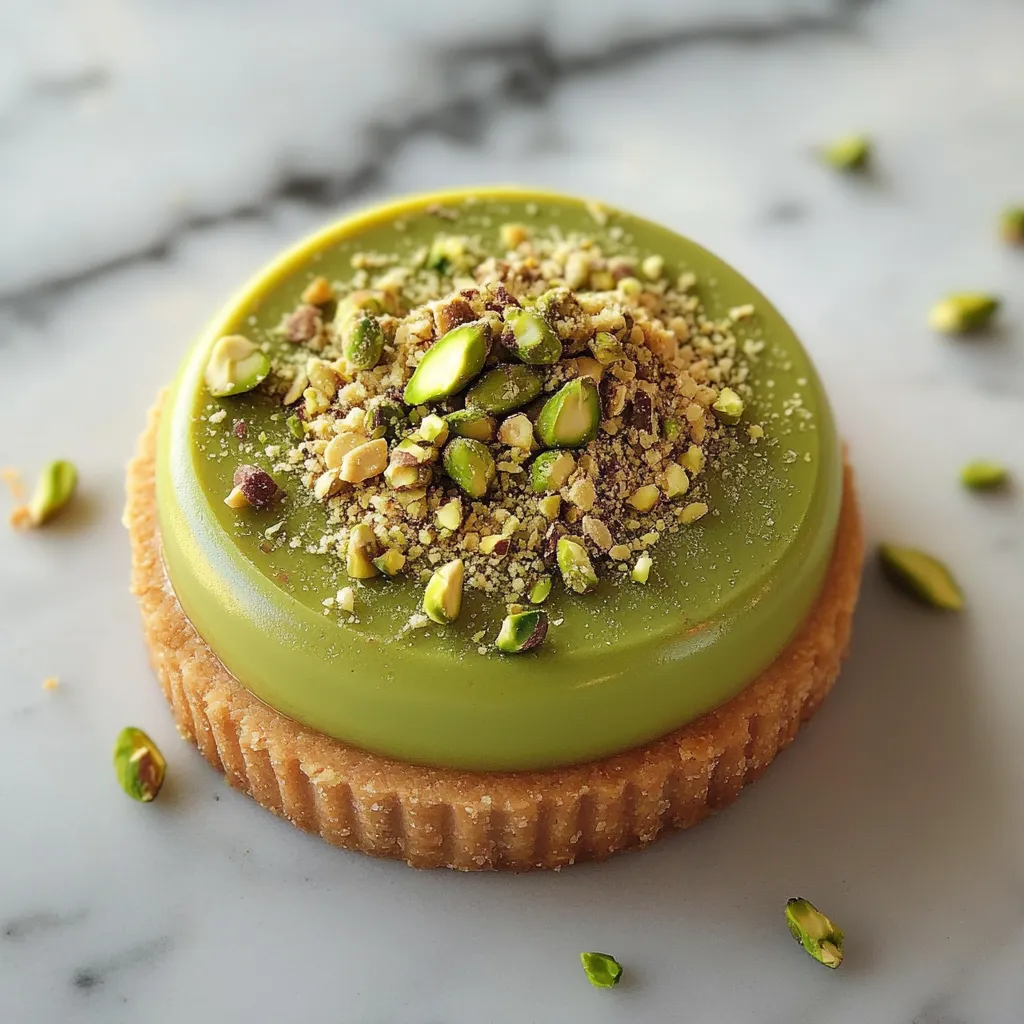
(579, 952, 623, 989)
(557, 536, 598, 594)
(712, 387, 744, 425)
(999, 206, 1024, 246)
(465, 364, 544, 415)
(821, 134, 870, 172)
(342, 313, 384, 370)
(442, 438, 496, 499)
(929, 293, 1000, 334)
(960, 460, 1009, 490)
(496, 610, 549, 653)
(535, 378, 601, 449)
(785, 898, 844, 969)
(445, 408, 497, 442)
(529, 576, 553, 604)
(27, 459, 78, 526)
(113, 727, 167, 803)
(403, 321, 490, 406)
(878, 544, 963, 610)
(531, 450, 577, 494)
(423, 558, 465, 624)
(204, 334, 271, 397)
(503, 307, 562, 365)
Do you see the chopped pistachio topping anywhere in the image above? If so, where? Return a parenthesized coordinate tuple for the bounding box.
(999, 206, 1024, 246)
(496, 610, 548, 653)
(113, 727, 167, 803)
(785, 898, 844, 969)
(557, 536, 598, 594)
(535, 378, 601, 448)
(465, 364, 544, 415)
(579, 952, 623, 989)
(27, 459, 78, 526)
(416, 413, 450, 446)
(879, 544, 963, 610)
(929, 293, 1000, 334)
(445, 408, 497, 442)
(712, 386, 744, 425)
(423, 558, 465, 623)
(821, 134, 870, 172)
(372, 548, 407, 576)
(663, 463, 690, 500)
(680, 501, 708, 524)
(531, 450, 576, 493)
(503, 307, 563, 365)
(443, 438, 496, 498)
(589, 330, 625, 366)
(204, 334, 271, 397)
(403, 322, 490, 405)
(347, 523, 379, 579)
(680, 444, 705, 476)
(529, 576, 552, 604)
(631, 553, 653, 584)
(960, 460, 1008, 490)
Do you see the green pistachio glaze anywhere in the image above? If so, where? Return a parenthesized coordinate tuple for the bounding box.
(156, 187, 842, 771)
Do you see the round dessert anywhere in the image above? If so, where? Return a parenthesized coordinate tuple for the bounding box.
(127, 187, 863, 870)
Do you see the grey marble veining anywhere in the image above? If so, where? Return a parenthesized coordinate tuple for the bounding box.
(2, 0, 1024, 1021)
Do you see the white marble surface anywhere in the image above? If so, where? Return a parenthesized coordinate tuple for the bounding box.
(2, 0, 1024, 1020)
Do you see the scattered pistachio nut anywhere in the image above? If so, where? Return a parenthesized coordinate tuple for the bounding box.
(662, 463, 690, 500)
(589, 331, 625, 366)
(334, 289, 385, 327)
(403, 322, 490, 405)
(680, 444, 705, 476)
(535, 378, 601, 448)
(631, 553, 653, 584)
(442, 438, 496, 499)
(435, 498, 463, 531)
(582, 515, 613, 552)
(529, 576, 552, 604)
(223, 485, 249, 509)
(496, 610, 548, 653)
(465, 364, 544, 415)
(232, 465, 278, 508)
(416, 413, 450, 446)
(342, 313, 385, 370)
(999, 206, 1024, 246)
(479, 534, 510, 558)
(821, 134, 870, 172)
(627, 484, 660, 512)
(445, 409, 497, 442)
(663, 418, 681, 442)
(531, 450, 576, 493)
(680, 501, 708, 524)
(26, 459, 78, 526)
(325, 431, 368, 469)
(372, 548, 406, 577)
(339, 438, 389, 484)
(878, 544, 963, 610)
(365, 396, 408, 440)
(538, 494, 561, 520)
(929, 293, 1000, 334)
(113, 727, 167, 803)
(497, 413, 535, 452)
(960, 460, 1008, 490)
(346, 523, 380, 579)
(579, 952, 623, 989)
(301, 275, 335, 305)
(286, 414, 304, 439)
(503, 307, 562, 365)
(204, 335, 271, 397)
(712, 387, 744, 425)
(785, 898, 844, 969)
(423, 558, 465, 623)
(557, 536, 598, 594)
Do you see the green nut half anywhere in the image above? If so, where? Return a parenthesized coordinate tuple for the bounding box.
(960, 460, 1008, 490)
(403, 322, 490, 406)
(445, 408, 498, 442)
(535, 378, 601, 448)
(342, 313, 384, 370)
(579, 952, 623, 989)
(821, 134, 870, 172)
(557, 536, 598, 594)
(712, 387, 744, 425)
(442, 437, 496, 499)
(878, 543, 963, 611)
(28, 459, 78, 526)
(204, 335, 271, 397)
(529, 576, 552, 604)
(999, 207, 1024, 246)
(785, 898, 844, 969)
(503, 308, 562, 365)
(423, 558, 465, 624)
(530, 450, 576, 493)
(113, 726, 167, 803)
(496, 610, 549, 654)
(465, 364, 544, 415)
(929, 293, 1000, 334)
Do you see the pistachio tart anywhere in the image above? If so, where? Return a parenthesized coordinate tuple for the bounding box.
(127, 188, 863, 870)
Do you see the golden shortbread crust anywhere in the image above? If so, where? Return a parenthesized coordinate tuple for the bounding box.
(128, 399, 863, 871)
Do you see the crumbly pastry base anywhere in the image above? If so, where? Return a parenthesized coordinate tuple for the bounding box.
(128, 398, 863, 871)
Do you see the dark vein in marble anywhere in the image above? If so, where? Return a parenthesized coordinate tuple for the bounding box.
(0, 0, 879, 315)
(71, 935, 172, 994)
(31, 67, 110, 98)
(3, 908, 87, 940)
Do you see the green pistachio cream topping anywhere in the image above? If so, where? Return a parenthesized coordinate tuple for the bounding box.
(156, 188, 841, 770)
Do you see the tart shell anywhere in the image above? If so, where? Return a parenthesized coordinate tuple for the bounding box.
(128, 396, 863, 871)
